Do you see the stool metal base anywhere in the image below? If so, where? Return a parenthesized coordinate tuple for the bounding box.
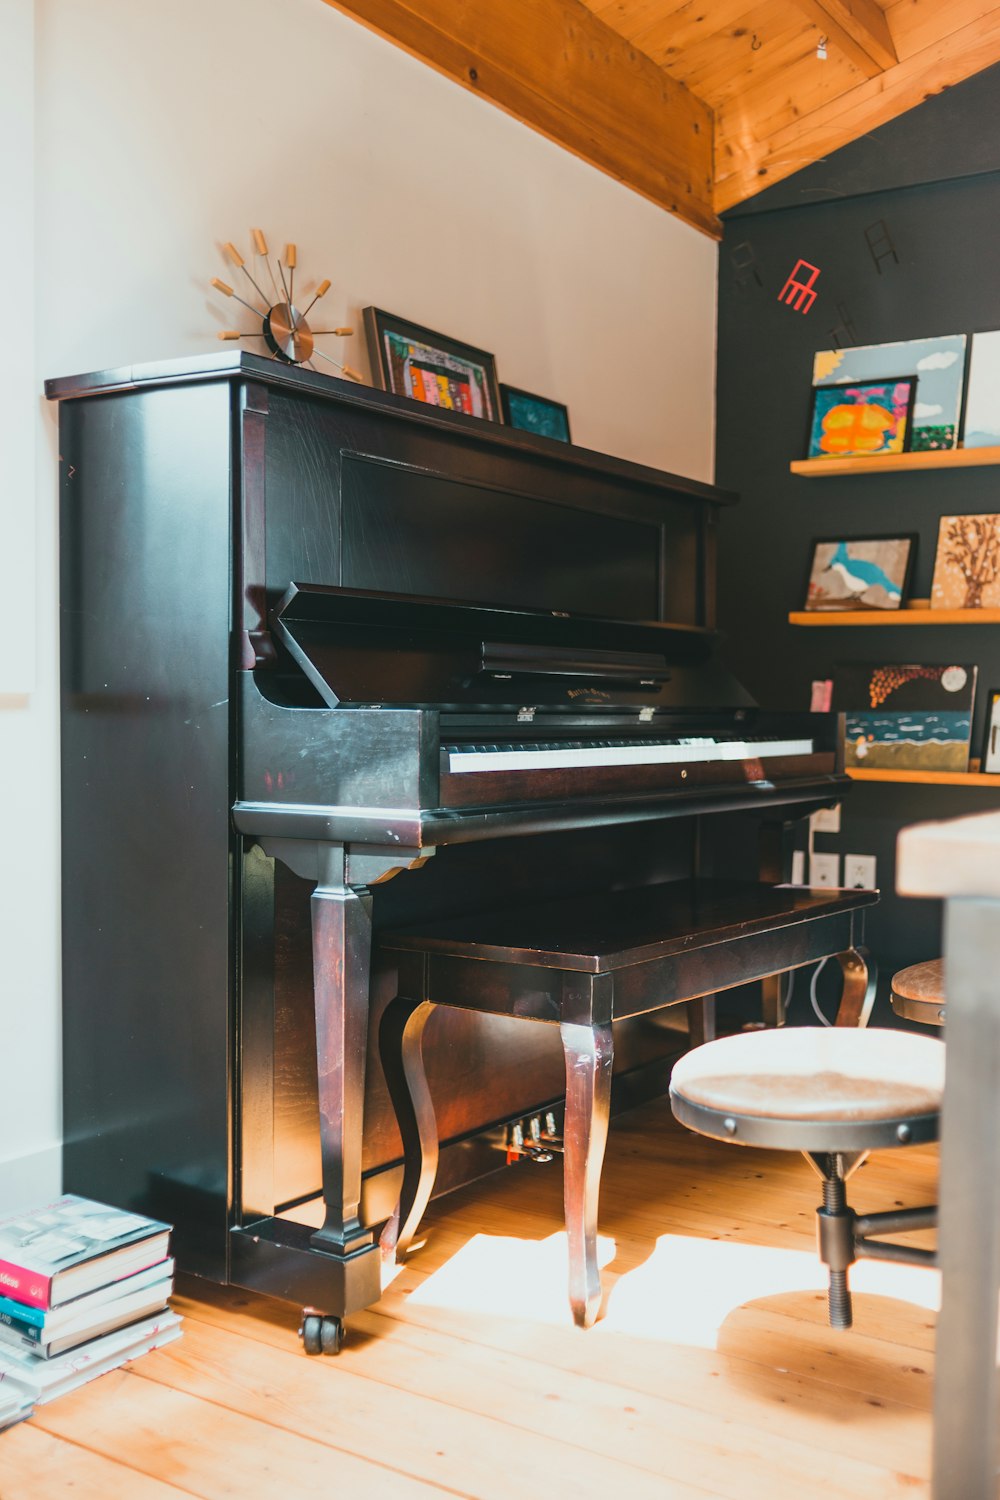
(806, 1151, 937, 1328)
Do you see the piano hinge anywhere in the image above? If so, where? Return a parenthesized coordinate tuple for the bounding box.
(639, 706, 655, 722)
(517, 706, 536, 723)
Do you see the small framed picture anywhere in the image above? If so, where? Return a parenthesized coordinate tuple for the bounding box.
(807, 378, 917, 459)
(980, 687, 1000, 772)
(363, 307, 501, 422)
(499, 384, 571, 443)
(803, 535, 916, 612)
(930, 513, 1000, 610)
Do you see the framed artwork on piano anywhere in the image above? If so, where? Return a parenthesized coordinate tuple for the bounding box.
(363, 307, 501, 423)
(499, 384, 571, 443)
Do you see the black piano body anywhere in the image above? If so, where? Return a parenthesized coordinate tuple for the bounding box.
(48, 354, 847, 1323)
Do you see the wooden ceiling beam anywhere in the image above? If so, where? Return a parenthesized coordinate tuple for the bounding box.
(790, 0, 898, 72)
(321, 0, 720, 238)
(714, 6, 1000, 211)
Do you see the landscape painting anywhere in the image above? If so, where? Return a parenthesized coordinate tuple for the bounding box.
(837, 662, 977, 772)
(813, 334, 967, 451)
(804, 536, 915, 612)
(962, 332, 1000, 448)
(930, 514, 1000, 610)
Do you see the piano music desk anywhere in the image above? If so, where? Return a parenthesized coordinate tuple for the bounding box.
(377, 878, 876, 1328)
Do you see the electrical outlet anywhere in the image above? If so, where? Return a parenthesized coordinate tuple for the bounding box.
(810, 803, 842, 835)
(809, 852, 840, 888)
(844, 853, 877, 890)
(790, 849, 806, 885)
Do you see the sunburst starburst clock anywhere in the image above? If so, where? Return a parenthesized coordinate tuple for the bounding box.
(210, 229, 363, 381)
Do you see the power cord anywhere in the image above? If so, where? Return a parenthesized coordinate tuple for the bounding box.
(809, 955, 832, 1026)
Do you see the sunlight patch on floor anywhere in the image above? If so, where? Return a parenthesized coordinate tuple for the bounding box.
(404, 1229, 940, 1346)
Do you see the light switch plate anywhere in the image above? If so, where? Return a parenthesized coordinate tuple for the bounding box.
(844, 854, 877, 890)
(810, 852, 841, 888)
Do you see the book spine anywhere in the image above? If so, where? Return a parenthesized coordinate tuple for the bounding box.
(0, 1309, 41, 1345)
(0, 1319, 44, 1356)
(0, 1293, 44, 1329)
(0, 1262, 50, 1310)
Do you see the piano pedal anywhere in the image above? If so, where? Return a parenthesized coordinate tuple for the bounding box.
(504, 1112, 563, 1165)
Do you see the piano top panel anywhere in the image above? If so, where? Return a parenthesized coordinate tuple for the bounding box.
(43, 352, 736, 513)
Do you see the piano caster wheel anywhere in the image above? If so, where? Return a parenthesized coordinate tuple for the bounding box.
(299, 1311, 344, 1356)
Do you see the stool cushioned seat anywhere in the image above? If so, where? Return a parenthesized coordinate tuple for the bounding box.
(671, 1027, 944, 1122)
(891, 958, 947, 1026)
(892, 957, 945, 1006)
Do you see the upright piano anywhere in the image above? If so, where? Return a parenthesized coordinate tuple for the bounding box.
(48, 353, 848, 1336)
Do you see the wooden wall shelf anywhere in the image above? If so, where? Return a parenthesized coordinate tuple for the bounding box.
(847, 768, 1000, 787)
(789, 604, 1000, 626)
(790, 446, 1000, 477)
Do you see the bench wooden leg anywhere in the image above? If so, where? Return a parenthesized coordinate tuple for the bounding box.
(687, 994, 717, 1047)
(560, 1020, 614, 1329)
(378, 996, 437, 1261)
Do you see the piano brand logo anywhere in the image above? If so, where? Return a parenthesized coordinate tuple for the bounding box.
(567, 687, 610, 700)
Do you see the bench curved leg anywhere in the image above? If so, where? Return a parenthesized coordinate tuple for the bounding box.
(833, 946, 878, 1029)
(378, 997, 438, 1262)
(560, 1020, 614, 1329)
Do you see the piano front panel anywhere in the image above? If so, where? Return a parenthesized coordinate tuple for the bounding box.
(439, 750, 836, 808)
(261, 384, 711, 632)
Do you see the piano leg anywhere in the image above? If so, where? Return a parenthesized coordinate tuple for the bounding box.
(308, 853, 380, 1277)
(378, 996, 438, 1261)
(560, 1020, 614, 1329)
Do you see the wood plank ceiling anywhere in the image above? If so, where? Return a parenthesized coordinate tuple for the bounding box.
(322, 0, 1000, 239)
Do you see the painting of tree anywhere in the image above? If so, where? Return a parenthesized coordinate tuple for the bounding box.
(930, 514, 1000, 610)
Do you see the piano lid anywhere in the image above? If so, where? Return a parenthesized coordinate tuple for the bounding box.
(270, 584, 754, 715)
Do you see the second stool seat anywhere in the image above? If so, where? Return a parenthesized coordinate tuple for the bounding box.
(891, 957, 947, 1027)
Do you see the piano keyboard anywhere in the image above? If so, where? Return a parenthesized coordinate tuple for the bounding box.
(444, 735, 814, 774)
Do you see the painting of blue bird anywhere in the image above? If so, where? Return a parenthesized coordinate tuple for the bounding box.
(805, 536, 914, 611)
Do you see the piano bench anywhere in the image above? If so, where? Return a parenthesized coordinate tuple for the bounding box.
(670, 1026, 943, 1328)
(376, 877, 877, 1329)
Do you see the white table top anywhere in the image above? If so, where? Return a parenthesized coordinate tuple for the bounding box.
(897, 809, 1000, 900)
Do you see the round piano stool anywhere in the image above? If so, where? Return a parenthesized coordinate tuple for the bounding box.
(891, 957, 947, 1027)
(670, 1027, 944, 1329)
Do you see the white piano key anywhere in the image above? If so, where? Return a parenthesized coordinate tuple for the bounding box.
(447, 738, 814, 774)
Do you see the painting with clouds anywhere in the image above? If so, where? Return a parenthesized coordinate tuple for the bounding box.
(813, 334, 967, 451)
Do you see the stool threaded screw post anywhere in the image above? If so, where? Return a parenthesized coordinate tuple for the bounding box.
(827, 1269, 852, 1329)
(819, 1168, 853, 1329)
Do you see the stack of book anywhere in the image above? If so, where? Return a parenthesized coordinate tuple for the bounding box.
(0, 1194, 182, 1405)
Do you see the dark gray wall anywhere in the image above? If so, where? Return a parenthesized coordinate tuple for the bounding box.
(716, 65, 1000, 975)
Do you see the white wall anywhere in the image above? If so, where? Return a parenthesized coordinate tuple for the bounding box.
(0, 0, 718, 1212)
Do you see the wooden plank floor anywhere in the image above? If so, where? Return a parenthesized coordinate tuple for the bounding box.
(0, 1097, 940, 1499)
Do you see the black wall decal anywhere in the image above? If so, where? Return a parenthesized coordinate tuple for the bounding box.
(865, 219, 900, 274)
(730, 240, 763, 289)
